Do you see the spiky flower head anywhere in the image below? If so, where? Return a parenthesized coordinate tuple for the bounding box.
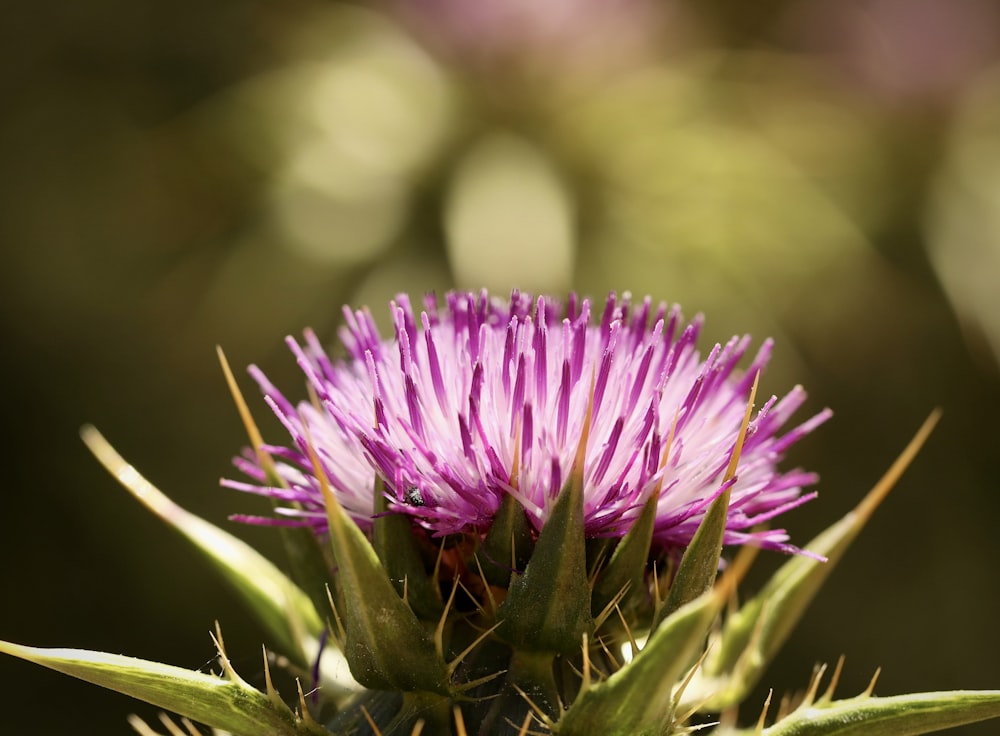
(225, 290, 829, 555)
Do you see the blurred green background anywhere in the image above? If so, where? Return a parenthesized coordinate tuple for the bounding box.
(2, 1, 1000, 733)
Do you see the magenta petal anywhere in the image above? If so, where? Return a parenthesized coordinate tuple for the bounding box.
(226, 290, 830, 554)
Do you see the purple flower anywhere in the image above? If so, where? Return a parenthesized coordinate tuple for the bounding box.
(224, 290, 830, 554)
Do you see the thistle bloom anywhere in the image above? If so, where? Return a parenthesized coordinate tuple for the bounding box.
(7, 291, 990, 736)
(225, 290, 829, 555)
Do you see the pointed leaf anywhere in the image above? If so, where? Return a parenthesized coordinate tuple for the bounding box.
(657, 482, 731, 625)
(557, 584, 727, 735)
(591, 494, 657, 617)
(272, 525, 340, 630)
(761, 690, 1000, 736)
(217, 346, 337, 621)
(479, 491, 535, 588)
(81, 426, 326, 671)
(0, 640, 326, 736)
(684, 411, 941, 711)
(372, 477, 442, 620)
(308, 442, 451, 694)
(659, 375, 756, 624)
(497, 475, 594, 654)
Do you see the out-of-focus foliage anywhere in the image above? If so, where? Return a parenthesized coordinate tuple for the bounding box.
(1, 0, 999, 733)
(927, 66, 1000, 369)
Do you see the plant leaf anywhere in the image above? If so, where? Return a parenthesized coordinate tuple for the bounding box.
(0, 640, 326, 736)
(754, 690, 1000, 736)
(497, 398, 596, 655)
(306, 436, 452, 695)
(590, 493, 657, 618)
(80, 426, 327, 673)
(217, 346, 336, 619)
(684, 411, 941, 711)
(479, 491, 534, 589)
(657, 374, 758, 625)
(497, 473, 594, 654)
(557, 556, 748, 736)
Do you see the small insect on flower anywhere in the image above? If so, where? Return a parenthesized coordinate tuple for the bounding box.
(404, 486, 425, 507)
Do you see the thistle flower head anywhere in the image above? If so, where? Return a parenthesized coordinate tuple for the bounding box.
(225, 290, 829, 555)
(7, 290, 986, 736)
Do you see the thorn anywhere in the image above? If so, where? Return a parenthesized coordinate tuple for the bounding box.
(471, 554, 499, 615)
(436, 575, 462, 660)
(821, 655, 845, 703)
(512, 683, 553, 727)
(673, 643, 715, 720)
(855, 410, 941, 524)
(157, 713, 187, 736)
(216, 346, 280, 480)
(594, 631, 622, 673)
(615, 603, 640, 660)
(656, 408, 681, 490)
(305, 380, 322, 412)
(454, 705, 468, 736)
(863, 666, 882, 697)
(511, 414, 522, 490)
(126, 715, 157, 736)
(410, 721, 425, 736)
(208, 623, 253, 690)
(755, 690, 773, 732)
(593, 582, 631, 631)
(432, 537, 448, 593)
(566, 646, 607, 684)
(262, 644, 282, 706)
(580, 633, 591, 692)
(326, 585, 347, 645)
(295, 678, 322, 727)
(209, 622, 236, 681)
(447, 621, 503, 680)
(587, 544, 609, 585)
(651, 561, 664, 623)
(723, 372, 760, 483)
(179, 717, 204, 736)
(360, 706, 383, 736)
(569, 371, 596, 495)
(517, 711, 535, 736)
(803, 662, 828, 706)
(301, 420, 345, 530)
(689, 720, 722, 733)
(452, 667, 508, 694)
(456, 576, 488, 618)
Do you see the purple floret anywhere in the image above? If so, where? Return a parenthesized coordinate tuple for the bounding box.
(223, 290, 831, 555)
